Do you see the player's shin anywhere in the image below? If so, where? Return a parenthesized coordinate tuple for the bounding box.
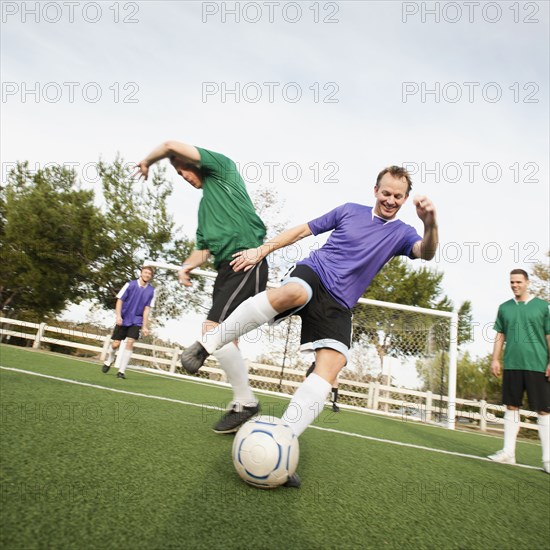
(118, 347, 133, 374)
(214, 343, 256, 407)
(503, 409, 520, 456)
(201, 292, 278, 354)
(282, 373, 331, 437)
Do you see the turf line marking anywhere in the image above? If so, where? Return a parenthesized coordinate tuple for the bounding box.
(310, 425, 541, 470)
(1, 366, 542, 472)
(0, 366, 223, 411)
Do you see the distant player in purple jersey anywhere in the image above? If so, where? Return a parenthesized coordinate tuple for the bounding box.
(102, 266, 156, 379)
(180, 165, 438, 486)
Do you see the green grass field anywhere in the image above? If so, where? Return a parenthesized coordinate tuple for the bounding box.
(1, 344, 549, 549)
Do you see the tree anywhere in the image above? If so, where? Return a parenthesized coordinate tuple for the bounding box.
(1, 158, 211, 324)
(0, 162, 107, 319)
(530, 252, 549, 301)
(364, 257, 452, 310)
(251, 186, 290, 281)
(416, 352, 501, 402)
(89, 157, 209, 323)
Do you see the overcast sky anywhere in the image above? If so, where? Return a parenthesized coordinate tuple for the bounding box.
(2, 1, 549, 385)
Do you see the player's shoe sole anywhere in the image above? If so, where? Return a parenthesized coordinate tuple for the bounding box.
(213, 403, 261, 433)
(180, 341, 209, 374)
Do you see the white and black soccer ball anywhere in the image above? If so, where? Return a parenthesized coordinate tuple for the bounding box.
(232, 415, 299, 488)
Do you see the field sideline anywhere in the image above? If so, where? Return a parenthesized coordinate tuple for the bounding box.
(1, 345, 549, 549)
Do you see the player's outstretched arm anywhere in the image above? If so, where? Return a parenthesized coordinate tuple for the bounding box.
(412, 195, 438, 260)
(231, 223, 312, 272)
(134, 141, 201, 180)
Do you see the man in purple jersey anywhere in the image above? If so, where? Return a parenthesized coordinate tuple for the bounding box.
(102, 266, 156, 379)
(181, 165, 438, 486)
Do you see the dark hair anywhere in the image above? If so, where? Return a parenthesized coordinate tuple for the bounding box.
(376, 166, 413, 194)
(510, 268, 528, 280)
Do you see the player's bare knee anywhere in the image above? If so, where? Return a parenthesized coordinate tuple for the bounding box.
(313, 349, 346, 385)
(279, 283, 309, 309)
(125, 338, 135, 349)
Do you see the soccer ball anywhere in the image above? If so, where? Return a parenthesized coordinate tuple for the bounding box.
(232, 415, 299, 489)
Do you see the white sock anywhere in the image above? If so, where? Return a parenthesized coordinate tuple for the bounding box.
(118, 347, 133, 374)
(282, 373, 331, 437)
(214, 343, 256, 407)
(104, 344, 115, 366)
(537, 414, 550, 463)
(201, 292, 278, 354)
(503, 409, 520, 456)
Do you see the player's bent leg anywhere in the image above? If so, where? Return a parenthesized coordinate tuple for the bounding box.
(266, 283, 309, 312)
(180, 285, 309, 374)
(281, 350, 346, 489)
(102, 339, 120, 373)
(117, 338, 135, 379)
(212, 338, 260, 434)
(213, 401, 261, 434)
(282, 348, 346, 438)
(310, 349, 347, 386)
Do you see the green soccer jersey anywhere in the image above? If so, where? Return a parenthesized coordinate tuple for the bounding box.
(493, 297, 550, 372)
(195, 147, 266, 267)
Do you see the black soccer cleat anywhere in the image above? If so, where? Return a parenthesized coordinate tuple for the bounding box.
(213, 403, 261, 434)
(180, 341, 210, 374)
(332, 403, 340, 413)
(116, 372, 126, 379)
(102, 364, 111, 373)
(283, 473, 301, 489)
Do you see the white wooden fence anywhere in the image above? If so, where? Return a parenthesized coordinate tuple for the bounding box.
(0, 316, 538, 431)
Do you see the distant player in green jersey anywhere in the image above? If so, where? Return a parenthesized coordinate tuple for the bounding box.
(488, 269, 550, 473)
(135, 141, 267, 433)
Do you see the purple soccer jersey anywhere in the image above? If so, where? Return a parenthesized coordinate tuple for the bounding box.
(298, 203, 421, 309)
(117, 279, 155, 327)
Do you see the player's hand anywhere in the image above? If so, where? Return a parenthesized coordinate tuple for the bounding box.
(178, 265, 192, 287)
(116, 316, 123, 326)
(413, 195, 436, 226)
(546, 364, 550, 380)
(133, 161, 149, 181)
(231, 247, 263, 272)
(142, 327, 150, 337)
(490, 360, 501, 377)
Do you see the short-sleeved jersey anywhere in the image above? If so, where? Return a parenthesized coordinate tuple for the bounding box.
(117, 279, 155, 327)
(195, 147, 266, 268)
(299, 203, 421, 309)
(493, 297, 550, 372)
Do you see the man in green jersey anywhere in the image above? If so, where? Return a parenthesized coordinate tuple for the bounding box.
(488, 269, 550, 473)
(135, 141, 267, 433)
